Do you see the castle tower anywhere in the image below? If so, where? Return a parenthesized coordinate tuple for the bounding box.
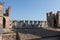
(0, 2, 4, 27)
(57, 11, 60, 27)
(0, 2, 10, 28)
(4, 6, 10, 28)
(46, 11, 60, 28)
(46, 12, 54, 27)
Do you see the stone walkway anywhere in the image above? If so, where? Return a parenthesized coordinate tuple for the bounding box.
(42, 27, 60, 31)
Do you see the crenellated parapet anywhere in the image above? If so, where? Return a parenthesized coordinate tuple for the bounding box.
(11, 20, 47, 28)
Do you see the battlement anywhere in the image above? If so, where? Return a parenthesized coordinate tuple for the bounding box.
(47, 12, 53, 17)
(11, 20, 48, 28)
(57, 11, 60, 13)
(12, 20, 46, 25)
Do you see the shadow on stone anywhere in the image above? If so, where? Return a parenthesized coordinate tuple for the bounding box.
(16, 31, 20, 40)
(12, 26, 60, 40)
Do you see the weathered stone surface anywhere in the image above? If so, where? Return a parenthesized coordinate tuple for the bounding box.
(0, 2, 10, 28)
(2, 33, 16, 40)
(1, 28, 60, 40)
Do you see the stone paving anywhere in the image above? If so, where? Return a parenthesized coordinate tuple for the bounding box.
(0, 27, 60, 40)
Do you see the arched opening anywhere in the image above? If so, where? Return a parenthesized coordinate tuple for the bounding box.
(54, 19, 57, 28)
(3, 17, 6, 28)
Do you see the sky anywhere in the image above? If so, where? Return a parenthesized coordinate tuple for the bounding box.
(0, 0, 60, 21)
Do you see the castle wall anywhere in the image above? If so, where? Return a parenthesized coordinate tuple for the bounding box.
(11, 20, 48, 28)
(0, 17, 3, 27)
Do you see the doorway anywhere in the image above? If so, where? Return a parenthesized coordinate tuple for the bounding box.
(3, 17, 6, 28)
(54, 19, 57, 27)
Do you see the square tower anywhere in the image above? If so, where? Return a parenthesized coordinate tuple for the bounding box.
(57, 11, 60, 27)
(46, 12, 54, 27)
(0, 2, 4, 27)
(46, 12, 58, 27)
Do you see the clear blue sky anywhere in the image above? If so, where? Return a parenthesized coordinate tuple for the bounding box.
(0, 0, 60, 21)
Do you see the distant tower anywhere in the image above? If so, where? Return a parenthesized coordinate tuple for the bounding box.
(47, 12, 54, 27)
(57, 11, 60, 27)
(46, 11, 60, 28)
